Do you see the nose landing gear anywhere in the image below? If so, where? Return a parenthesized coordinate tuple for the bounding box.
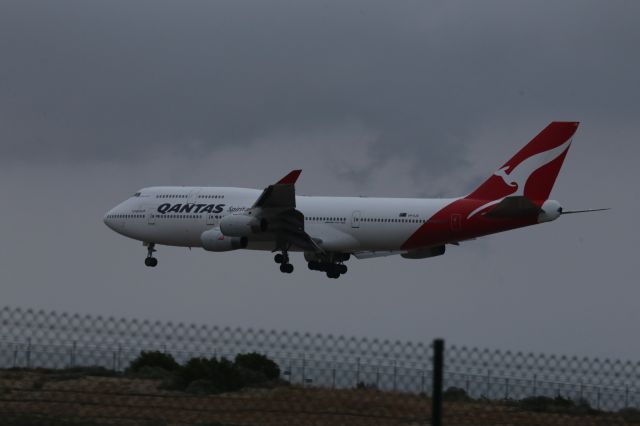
(274, 251, 294, 274)
(144, 243, 158, 267)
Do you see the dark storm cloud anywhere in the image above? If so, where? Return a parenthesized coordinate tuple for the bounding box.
(2, 1, 637, 184)
(0, 1, 639, 359)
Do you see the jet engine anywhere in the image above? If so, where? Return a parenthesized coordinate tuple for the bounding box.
(201, 228, 248, 252)
(219, 214, 268, 237)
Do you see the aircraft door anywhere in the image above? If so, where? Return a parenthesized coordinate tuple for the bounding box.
(450, 213, 462, 231)
(188, 188, 201, 204)
(351, 210, 361, 228)
(148, 212, 155, 225)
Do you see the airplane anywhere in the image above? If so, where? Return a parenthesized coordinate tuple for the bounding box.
(104, 121, 607, 279)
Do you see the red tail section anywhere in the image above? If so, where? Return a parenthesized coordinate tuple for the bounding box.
(469, 121, 578, 202)
(401, 122, 579, 250)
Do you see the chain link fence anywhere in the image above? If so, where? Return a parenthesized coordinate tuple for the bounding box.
(1, 306, 638, 425)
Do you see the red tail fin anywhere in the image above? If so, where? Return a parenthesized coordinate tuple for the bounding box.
(469, 122, 579, 202)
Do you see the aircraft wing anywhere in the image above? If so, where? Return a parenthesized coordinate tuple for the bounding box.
(251, 170, 323, 253)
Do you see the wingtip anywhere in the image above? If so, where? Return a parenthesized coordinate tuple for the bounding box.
(277, 169, 302, 185)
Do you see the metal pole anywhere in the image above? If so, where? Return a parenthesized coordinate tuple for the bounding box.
(332, 365, 336, 389)
(432, 339, 444, 426)
(117, 344, 122, 372)
(393, 360, 397, 391)
(626, 386, 629, 408)
(505, 378, 509, 400)
(26, 338, 31, 368)
(486, 369, 491, 399)
(579, 382, 583, 400)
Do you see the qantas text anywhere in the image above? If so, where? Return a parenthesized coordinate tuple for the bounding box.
(157, 203, 225, 214)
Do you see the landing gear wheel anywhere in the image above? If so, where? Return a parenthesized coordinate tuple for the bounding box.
(338, 264, 348, 274)
(144, 243, 158, 267)
(280, 263, 294, 273)
(144, 257, 158, 267)
(326, 271, 340, 279)
(274, 253, 284, 264)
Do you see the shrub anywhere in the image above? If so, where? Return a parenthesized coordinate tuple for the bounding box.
(176, 357, 244, 393)
(234, 353, 280, 381)
(128, 351, 180, 373)
(443, 386, 472, 402)
(185, 379, 220, 395)
(516, 395, 599, 415)
(356, 381, 378, 390)
(619, 408, 640, 422)
(61, 366, 117, 377)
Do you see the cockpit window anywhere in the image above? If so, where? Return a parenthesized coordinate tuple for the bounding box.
(133, 192, 141, 197)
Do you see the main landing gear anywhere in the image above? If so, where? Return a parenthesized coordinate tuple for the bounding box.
(308, 262, 347, 279)
(274, 251, 294, 274)
(144, 243, 158, 267)
(307, 253, 350, 279)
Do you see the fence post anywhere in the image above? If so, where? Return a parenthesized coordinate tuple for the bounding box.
(486, 369, 491, 399)
(505, 378, 509, 400)
(432, 339, 444, 426)
(393, 360, 397, 391)
(117, 344, 122, 372)
(356, 357, 360, 387)
(301, 353, 306, 386)
(579, 381, 583, 400)
(533, 374, 537, 396)
(626, 385, 629, 408)
(26, 338, 31, 368)
(71, 341, 76, 368)
(376, 366, 380, 389)
(332, 364, 336, 389)
(13, 343, 18, 368)
(420, 369, 425, 394)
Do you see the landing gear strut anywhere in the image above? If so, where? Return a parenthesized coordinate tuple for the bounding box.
(274, 251, 294, 274)
(144, 243, 158, 267)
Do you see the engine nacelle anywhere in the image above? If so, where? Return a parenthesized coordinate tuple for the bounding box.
(401, 245, 446, 259)
(201, 229, 248, 252)
(538, 200, 562, 223)
(219, 214, 267, 237)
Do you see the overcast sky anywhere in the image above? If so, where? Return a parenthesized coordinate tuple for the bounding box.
(0, 0, 638, 361)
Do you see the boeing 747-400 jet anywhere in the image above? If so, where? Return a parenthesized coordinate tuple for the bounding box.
(104, 122, 606, 278)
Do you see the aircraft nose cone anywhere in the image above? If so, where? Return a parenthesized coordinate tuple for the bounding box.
(103, 209, 115, 230)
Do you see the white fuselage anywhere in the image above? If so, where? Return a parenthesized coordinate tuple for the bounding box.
(104, 186, 455, 254)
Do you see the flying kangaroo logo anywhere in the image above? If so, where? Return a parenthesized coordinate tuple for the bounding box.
(467, 139, 572, 219)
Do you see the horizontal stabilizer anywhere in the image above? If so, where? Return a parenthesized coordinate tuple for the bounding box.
(484, 196, 540, 218)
